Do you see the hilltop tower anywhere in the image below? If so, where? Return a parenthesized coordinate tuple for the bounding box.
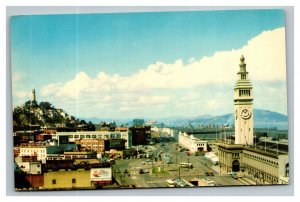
(234, 55, 254, 145)
(32, 89, 36, 102)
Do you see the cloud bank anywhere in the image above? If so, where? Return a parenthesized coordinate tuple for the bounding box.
(37, 27, 287, 118)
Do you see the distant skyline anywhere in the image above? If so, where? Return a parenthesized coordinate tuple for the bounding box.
(11, 9, 287, 119)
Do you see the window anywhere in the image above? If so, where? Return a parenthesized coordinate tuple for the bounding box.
(52, 179, 56, 184)
(72, 178, 76, 183)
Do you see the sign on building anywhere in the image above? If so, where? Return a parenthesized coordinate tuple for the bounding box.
(90, 168, 112, 182)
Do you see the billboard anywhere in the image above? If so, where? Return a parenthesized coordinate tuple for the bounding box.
(90, 168, 112, 181)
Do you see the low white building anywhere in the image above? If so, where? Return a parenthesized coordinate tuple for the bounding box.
(178, 132, 207, 153)
(151, 127, 174, 137)
(53, 131, 132, 149)
(19, 143, 47, 164)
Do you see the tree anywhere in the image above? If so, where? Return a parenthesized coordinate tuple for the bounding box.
(80, 119, 87, 125)
(87, 121, 96, 131)
(39, 102, 53, 111)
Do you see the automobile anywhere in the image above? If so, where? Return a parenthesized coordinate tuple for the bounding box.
(179, 162, 193, 168)
(114, 155, 122, 160)
(231, 174, 238, 179)
(109, 159, 116, 164)
(230, 172, 241, 179)
(205, 170, 215, 176)
(139, 169, 145, 174)
(166, 179, 175, 187)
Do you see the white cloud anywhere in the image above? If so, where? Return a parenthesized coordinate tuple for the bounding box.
(12, 72, 22, 83)
(41, 83, 61, 97)
(40, 28, 287, 118)
(136, 96, 170, 105)
(14, 90, 30, 99)
(206, 100, 218, 110)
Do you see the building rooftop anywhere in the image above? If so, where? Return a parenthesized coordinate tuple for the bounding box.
(20, 143, 48, 148)
(243, 146, 287, 158)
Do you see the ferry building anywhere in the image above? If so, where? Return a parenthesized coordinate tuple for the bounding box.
(216, 56, 289, 184)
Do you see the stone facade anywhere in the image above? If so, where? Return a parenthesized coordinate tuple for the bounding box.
(216, 142, 289, 184)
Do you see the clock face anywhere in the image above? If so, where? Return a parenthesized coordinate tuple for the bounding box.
(241, 108, 251, 120)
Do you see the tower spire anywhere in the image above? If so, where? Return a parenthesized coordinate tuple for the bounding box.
(239, 55, 246, 72)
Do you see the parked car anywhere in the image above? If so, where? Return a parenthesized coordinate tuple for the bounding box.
(205, 170, 215, 176)
(139, 169, 145, 174)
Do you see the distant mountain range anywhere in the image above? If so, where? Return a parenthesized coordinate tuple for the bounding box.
(156, 109, 288, 129)
(82, 109, 288, 130)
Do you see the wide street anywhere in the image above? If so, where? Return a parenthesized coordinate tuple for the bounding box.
(112, 141, 252, 188)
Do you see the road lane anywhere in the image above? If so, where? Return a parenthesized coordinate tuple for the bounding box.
(111, 141, 252, 188)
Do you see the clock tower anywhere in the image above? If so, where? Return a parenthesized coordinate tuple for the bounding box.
(234, 55, 253, 145)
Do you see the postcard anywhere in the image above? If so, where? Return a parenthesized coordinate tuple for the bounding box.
(11, 9, 289, 191)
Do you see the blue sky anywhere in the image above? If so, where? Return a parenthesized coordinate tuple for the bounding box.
(11, 9, 287, 119)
